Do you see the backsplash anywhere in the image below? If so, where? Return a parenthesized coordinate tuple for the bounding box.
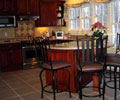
(15, 20, 35, 40)
(0, 28, 15, 39)
(0, 20, 35, 40)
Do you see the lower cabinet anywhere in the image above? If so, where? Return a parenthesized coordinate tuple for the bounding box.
(0, 43, 22, 72)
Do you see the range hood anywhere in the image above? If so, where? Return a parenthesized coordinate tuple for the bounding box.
(18, 16, 40, 21)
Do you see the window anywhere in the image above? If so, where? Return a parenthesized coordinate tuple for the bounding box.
(69, 8, 80, 30)
(81, 6, 92, 29)
(68, 0, 120, 45)
(94, 3, 107, 26)
(69, 3, 107, 30)
(111, 0, 120, 44)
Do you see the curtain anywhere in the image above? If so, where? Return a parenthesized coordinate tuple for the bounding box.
(65, 0, 110, 8)
(91, 0, 110, 3)
(65, 0, 88, 8)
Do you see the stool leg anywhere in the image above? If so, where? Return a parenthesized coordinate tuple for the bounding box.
(52, 71, 56, 100)
(103, 71, 106, 100)
(65, 68, 72, 98)
(39, 70, 44, 99)
(55, 71, 58, 92)
(78, 72, 82, 100)
(98, 73, 102, 98)
(110, 66, 112, 81)
(119, 67, 120, 90)
(114, 67, 117, 100)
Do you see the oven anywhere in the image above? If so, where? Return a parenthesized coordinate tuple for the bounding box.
(21, 42, 40, 69)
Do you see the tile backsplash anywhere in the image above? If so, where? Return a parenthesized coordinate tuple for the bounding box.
(0, 20, 35, 41)
(15, 20, 35, 40)
(0, 28, 15, 39)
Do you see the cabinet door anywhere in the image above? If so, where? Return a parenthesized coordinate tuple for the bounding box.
(0, 0, 16, 15)
(0, 0, 4, 12)
(17, 0, 29, 15)
(36, 2, 57, 26)
(0, 43, 22, 72)
(17, 0, 39, 16)
(29, 0, 40, 16)
(11, 47, 22, 70)
(0, 50, 12, 72)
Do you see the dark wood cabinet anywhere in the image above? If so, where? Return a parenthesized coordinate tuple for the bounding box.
(17, 0, 39, 16)
(0, 0, 16, 15)
(0, 43, 22, 72)
(35, 1, 65, 27)
(35, 1, 57, 26)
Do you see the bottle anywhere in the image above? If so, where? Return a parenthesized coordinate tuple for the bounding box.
(46, 31, 50, 37)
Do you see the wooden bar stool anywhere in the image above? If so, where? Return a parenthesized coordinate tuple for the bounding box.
(75, 36, 108, 100)
(104, 33, 120, 100)
(38, 38, 72, 100)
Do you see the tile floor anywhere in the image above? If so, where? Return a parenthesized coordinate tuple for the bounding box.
(0, 68, 120, 100)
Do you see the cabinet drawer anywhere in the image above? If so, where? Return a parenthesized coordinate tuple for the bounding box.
(0, 43, 21, 51)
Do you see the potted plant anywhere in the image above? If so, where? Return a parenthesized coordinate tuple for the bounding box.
(91, 22, 107, 38)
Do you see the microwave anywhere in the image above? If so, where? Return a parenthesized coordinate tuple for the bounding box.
(56, 31, 64, 39)
(0, 16, 16, 28)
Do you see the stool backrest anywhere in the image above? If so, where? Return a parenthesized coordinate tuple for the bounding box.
(116, 33, 120, 54)
(38, 38, 53, 69)
(76, 36, 108, 71)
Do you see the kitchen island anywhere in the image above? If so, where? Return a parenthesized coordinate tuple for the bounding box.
(45, 38, 99, 93)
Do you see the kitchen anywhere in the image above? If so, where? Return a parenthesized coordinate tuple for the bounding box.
(0, 0, 120, 100)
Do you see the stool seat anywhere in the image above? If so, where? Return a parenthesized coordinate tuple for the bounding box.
(76, 63, 103, 72)
(40, 61, 71, 70)
(106, 54, 120, 66)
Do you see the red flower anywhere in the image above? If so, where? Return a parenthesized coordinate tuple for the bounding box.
(92, 21, 106, 29)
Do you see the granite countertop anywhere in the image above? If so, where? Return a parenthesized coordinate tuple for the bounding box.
(50, 36, 111, 50)
(0, 40, 21, 44)
(50, 41, 79, 50)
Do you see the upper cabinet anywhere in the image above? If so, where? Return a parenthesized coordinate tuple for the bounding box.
(0, 0, 16, 15)
(56, 1, 66, 26)
(35, 1, 57, 27)
(35, 1, 65, 27)
(17, 0, 40, 16)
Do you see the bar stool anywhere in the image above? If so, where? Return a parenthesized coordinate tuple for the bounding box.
(38, 38, 72, 100)
(104, 33, 120, 100)
(75, 36, 108, 100)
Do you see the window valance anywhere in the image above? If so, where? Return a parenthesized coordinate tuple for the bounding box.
(91, 0, 110, 3)
(65, 0, 110, 7)
(65, 0, 88, 8)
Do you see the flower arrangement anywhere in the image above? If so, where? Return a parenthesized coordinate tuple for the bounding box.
(91, 21, 107, 37)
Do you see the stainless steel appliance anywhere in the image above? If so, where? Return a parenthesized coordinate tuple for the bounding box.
(0, 16, 16, 27)
(21, 42, 40, 69)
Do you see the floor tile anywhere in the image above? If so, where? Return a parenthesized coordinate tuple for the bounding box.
(21, 92, 50, 100)
(0, 68, 120, 100)
(49, 92, 76, 100)
(0, 89, 17, 100)
(5, 96, 23, 100)
(15, 86, 37, 96)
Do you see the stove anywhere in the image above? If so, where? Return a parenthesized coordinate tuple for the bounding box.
(21, 41, 41, 69)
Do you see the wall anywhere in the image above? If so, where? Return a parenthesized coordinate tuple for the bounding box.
(0, 20, 35, 41)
